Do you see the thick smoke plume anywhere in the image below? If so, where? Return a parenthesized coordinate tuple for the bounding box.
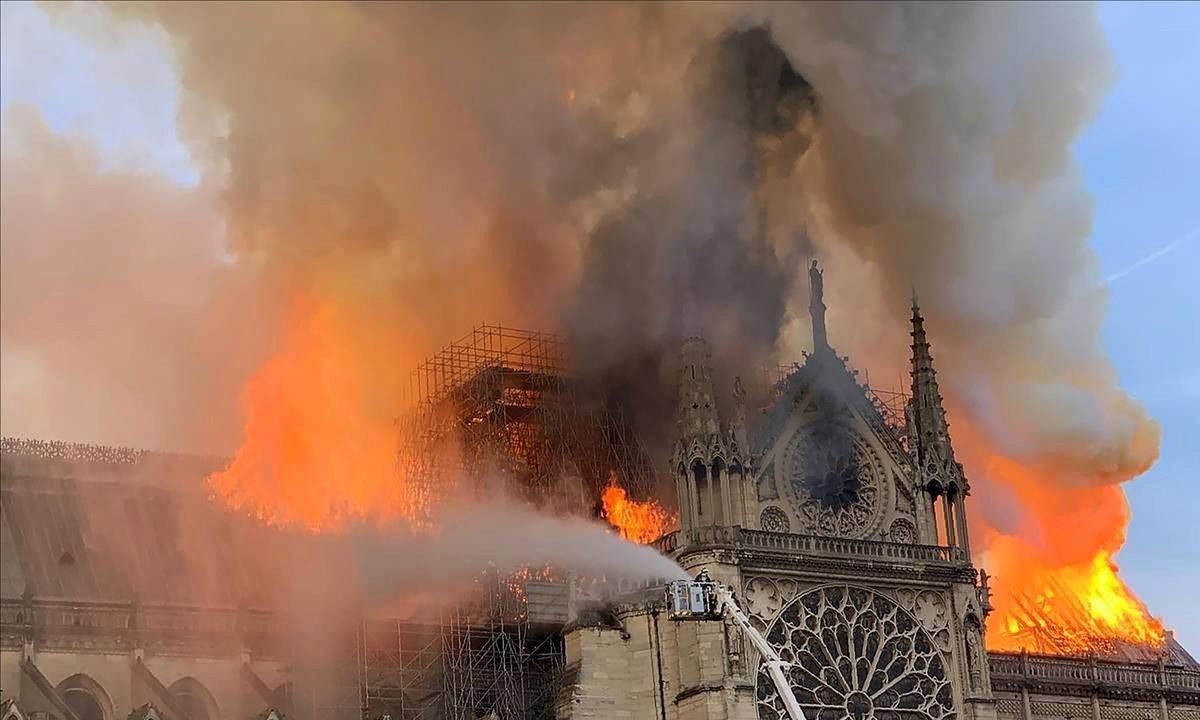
(2, 2, 1162, 645)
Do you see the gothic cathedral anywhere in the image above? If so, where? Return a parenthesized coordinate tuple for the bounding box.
(561, 262, 996, 720)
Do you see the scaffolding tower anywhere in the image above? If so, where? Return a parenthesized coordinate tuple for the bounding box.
(327, 325, 657, 719)
(398, 324, 658, 510)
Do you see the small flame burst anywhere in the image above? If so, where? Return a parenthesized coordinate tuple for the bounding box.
(601, 473, 677, 544)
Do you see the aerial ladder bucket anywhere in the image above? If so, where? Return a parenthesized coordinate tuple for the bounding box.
(666, 577, 808, 720)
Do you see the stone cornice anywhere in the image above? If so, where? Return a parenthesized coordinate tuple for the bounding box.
(658, 526, 976, 585)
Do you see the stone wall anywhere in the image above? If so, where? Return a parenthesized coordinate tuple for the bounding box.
(558, 597, 758, 720)
(0, 646, 286, 719)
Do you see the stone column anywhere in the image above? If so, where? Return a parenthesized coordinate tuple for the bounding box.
(705, 467, 717, 528)
(942, 494, 958, 546)
(678, 469, 695, 534)
(1159, 658, 1170, 720)
(955, 493, 971, 556)
(1020, 652, 1033, 720)
(718, 464, 732, 527)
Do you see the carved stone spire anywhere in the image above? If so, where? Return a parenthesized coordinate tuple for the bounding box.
(672, 336, 754, 536)
(678, 337, 721, 441)
(909, 299, 957, 468)
(809, 260, 829, 354)
(909, 297, 971, 553)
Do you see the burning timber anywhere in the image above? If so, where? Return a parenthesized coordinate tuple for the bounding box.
(397, 325, 658, 513)
(2, 286, 1199, 720)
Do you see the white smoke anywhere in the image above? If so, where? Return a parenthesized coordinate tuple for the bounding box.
(351, 497, 687, 604)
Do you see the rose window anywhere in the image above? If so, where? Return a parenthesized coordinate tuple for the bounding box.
(756, 586, 956, 720)
(761, 506, 791, 533)
(782, 426, 882, 538)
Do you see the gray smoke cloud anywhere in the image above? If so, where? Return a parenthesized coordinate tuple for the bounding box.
(351, 497, 688, 601)
(4, 3, 1158, 579)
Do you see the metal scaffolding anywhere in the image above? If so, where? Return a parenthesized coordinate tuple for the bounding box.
(355, 571, 567, 720)
(281, 571, 568, 720)
(398, 324, 657, 510)
(762, 362, 912, 445)
(315, 325, 655, 720)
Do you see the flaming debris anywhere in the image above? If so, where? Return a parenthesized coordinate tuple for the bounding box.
(601, 474, 678, 545)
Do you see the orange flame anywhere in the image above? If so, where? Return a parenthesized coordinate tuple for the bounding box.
(209, 290, 1167, 656)
(208, 293, 429, 532)
(958, 427, 1166, 654)
(987, 545, 1165, 653)
(601, 474, 676, 544)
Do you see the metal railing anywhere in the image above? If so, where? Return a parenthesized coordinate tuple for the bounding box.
(651, 526, 969, 565)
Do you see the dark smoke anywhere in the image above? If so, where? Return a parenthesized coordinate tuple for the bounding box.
(4, 1, 1158, 588)
(562, 26, 818, 450)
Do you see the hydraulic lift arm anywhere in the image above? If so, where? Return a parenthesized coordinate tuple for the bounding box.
(666, 580, 808, 720)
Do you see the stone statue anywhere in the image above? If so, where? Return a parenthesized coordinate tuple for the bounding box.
(808, 260, 829, 351)
(978, 569, 994, 617)
(965, 619, 984, 691)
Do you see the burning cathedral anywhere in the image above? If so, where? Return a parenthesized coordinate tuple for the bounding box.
(2, 15, 1198, 720)
(1, 262, 1198, 720)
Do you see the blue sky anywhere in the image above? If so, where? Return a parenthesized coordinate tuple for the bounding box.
(1081, 2, 1200, 652)
(1, 1, 1196, 649)
(0, 1, 194, 183)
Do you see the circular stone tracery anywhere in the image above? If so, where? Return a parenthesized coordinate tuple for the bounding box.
(781, 425, 883, 538)
(756, 586, 956, 720)
(760, 506, 791, 533)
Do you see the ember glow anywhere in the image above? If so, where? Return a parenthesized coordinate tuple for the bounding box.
(207, 294, 429, 532)
(965, 437, 1166, 654)
(990, 549, 1165, 653)
(601, 475, 677, 545)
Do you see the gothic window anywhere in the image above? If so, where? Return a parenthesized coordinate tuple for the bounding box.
(756, 586, 956, 720)
(888, 518, 916, 545)
(693, 461, 707, 515)
(168, 677, 219, 720)
(780, 424, 885, 538)
(760, 506, 791, 533)
(63, 690, 105, 720)
(56, 674, 112, 720)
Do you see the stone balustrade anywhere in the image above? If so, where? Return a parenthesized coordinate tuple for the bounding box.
(0, 597, 283, 655)
(651, 526, 969, 565)
(989, 651, 1200, 699)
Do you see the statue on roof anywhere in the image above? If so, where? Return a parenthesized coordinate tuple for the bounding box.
(809, 259, 829, 352)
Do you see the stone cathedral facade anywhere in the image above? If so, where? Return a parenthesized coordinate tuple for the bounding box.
(1, 265, 1198, 720)
(556, 264, 1200, 720)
